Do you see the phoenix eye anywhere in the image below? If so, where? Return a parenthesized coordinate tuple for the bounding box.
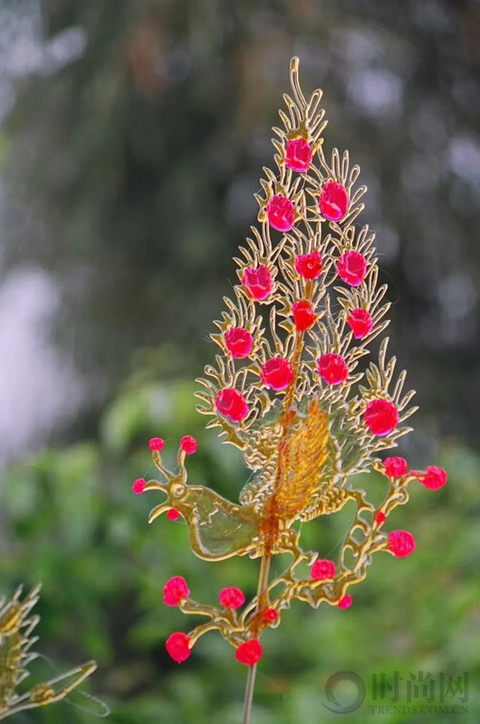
(171, 484, 185, 498)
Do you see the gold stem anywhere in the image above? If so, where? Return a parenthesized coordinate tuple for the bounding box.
(242, 315, 309, 723)
(242, 663, 257, 724)
(242, 554, 271, 724)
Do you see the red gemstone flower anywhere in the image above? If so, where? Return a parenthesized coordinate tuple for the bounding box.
(132, 478, 146, 495)
(163, 576, 190, 606)
(319, 181, 349, 221)
(292, 300, 316, 331)
(263, 608, 279, 622)
(167, 508, 180, 521)
(364, 399, 399, 436)
(317, 353, 348, 385)
(242, 265, 273, 301)
(338, 594, 352, 609)
(267, 194, 295, 232)
(285, 138, 313, 172)
(236, 639, 263, 666)
(311, 559, 336, 581)
(337, 251, 367, 286)
(218, 587, 245, 609)
(261, 357, 294, 390)
(180, 435, 197, 454)
(215, 388, 249, 423)
(149, 437, 165, 451)
(166, 632, 192, 663)
(294, 250, 323, 279)
(347, 308, 373, 339)
(419, 466, 448, 490)
(388, 530, 416, 558)
(374, 511, 386, 526)
(224, 327, 253, 359)
(384, 456, 408, 478)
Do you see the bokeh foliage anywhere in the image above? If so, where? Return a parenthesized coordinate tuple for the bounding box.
(2, 375, 480, 722)
(0, 0, 479, 722)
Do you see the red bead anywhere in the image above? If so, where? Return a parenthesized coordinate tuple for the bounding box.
(242, 265, 273, 301)
(167, 508, 180, 521)
(319, 181, 349, 221)
(374, 511, 386, 526)
(235, 639, 263, 666)
(149, 437, 165, 451)
(225, 327, 253, 359)
(294, 250, 323, 279)
(166, 632, 192, 663)
(420, 466, 448, 490)
(364, 399, 399, 436)
(285, 138, 313, 173)
(311, 559, 336, 581)
(163, 576, 190, 606)
(132, 478, 146, 495)
(384, 456, 408, 478)
(337, 251, 367, 286)
(267, 194, 295, 232)
(292, 300, 316, 331)
(261, 357, 294, 390)
(215, 388, 249, 423)
(347, 308, 373, 339)
(263, 608, 279, 622)
(218, 587, 245, 609)
(180, 435, 197, 454)
(388, 530, 416, 558)
(338, 594, 352, 609)
(317, 353, 348, 385)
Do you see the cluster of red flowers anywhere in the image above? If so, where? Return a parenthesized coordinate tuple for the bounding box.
(162, 578, 249, 611)
(382, 456, 448, 491)
(241, 250, 367, 305)
(214, 387, 402, 437)
(371, 456, 448, 558)
(214, 167, 378, 429)
(162, 577, 270, 665)
(267, 154, 350, 233)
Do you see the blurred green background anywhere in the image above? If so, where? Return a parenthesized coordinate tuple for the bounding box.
(0, 1, 479, 722)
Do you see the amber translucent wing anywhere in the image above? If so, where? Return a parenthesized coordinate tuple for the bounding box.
(272, 400, 329, 520)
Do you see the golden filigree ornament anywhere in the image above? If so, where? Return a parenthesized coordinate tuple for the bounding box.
(0, 584, 96, 720)
(133, 57, 447, 717)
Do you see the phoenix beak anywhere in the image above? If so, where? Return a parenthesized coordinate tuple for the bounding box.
(148, 503, 172, 524)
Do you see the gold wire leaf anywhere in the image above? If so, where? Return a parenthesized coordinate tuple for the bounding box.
(0, 585, 96, 721)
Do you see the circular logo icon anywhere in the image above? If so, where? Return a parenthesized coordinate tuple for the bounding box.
(322, 670, 366, 714)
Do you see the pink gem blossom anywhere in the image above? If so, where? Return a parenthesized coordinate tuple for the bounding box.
(219, 587, 245, 609)
(180, 435, 197, 454)
(242, 265, 273, 301)
(319, 181, 349, 221)
(163, 576, 190, 606)
(388, 530, 416, 558)
(261, 357, 294, 390)
(166, 632, 191, 663)
(285, 138, 313, 172)
(224, 327, 253, 359)
(132, 478, 146, 494)
(337, 251, 367, 286)
(267, 194, 295, 232)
